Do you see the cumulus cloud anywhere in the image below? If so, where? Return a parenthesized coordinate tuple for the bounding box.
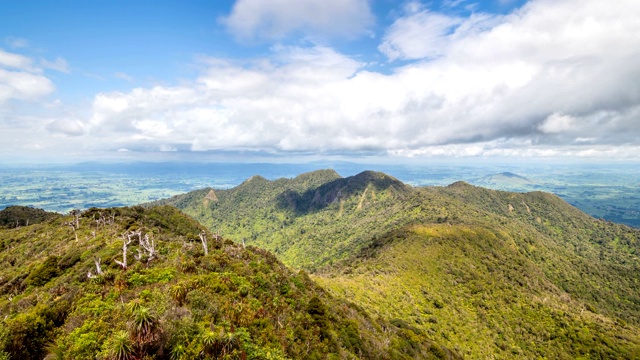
(0, 49, 56, 104)
(73, 0, 640, 159)
(0, 68, 54, 103)
(538, 113, 575, 134)
(0, 49, 37, 71)
(221, 0, 374, 40)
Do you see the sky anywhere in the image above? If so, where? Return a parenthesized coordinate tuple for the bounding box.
(1, 0, 639, 164)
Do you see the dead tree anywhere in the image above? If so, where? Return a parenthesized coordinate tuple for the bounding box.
(88, 256, 104, 278)
(115, 231, 135, 269)
(95, 212, 104, 230)
(65, 220, 79, 242)
(199, 230, 209, 256)
(135, 232, 157, 265)
(70, 209, 81, 229)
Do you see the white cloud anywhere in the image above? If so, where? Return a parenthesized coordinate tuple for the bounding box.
(379, 5, 462, 61)
(40, 57, 70, 73)
(46, 118, 86, 136)
(222, 0, 374, 40)
(84, 0, 640, 159)
(379, 2, 504, 62)
(538, 113, 575, 134)
(10, 0, 640, 160)
(0, 49, 56, 104)
(0, 49, 36, 71)
(0, 68, 54, 103)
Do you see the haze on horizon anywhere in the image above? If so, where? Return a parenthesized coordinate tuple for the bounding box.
(1, 0, 639, 164)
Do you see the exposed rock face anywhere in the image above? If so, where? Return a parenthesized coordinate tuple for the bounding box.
(203, 189, 219, 205)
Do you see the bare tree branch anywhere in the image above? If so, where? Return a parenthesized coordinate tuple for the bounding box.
(134, 232, 158, 265)
(88, 256, 104, 279)
(64, 221, 79, 242)
(115, 232, 134, 269)
(199, 230, 208, 256)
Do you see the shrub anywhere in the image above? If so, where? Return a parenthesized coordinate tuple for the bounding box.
(25, 256, 60, 287)
(103, 330, 134, 360)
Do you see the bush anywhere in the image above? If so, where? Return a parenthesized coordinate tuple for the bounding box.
(3, 312, 50, 359)
(57, 250, 82, 270)
(25, 256, 60, 287)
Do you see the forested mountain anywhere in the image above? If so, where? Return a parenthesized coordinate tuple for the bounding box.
(0, 206, 60, 228)
(154, 170, 640, 359)
(0, 205, 456, 359)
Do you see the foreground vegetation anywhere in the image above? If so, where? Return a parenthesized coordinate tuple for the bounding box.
(157, 170, 640, 358)
(0, 205, 457, 359)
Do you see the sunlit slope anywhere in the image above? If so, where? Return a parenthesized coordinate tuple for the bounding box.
(438, 182, 640, 325)
(315, 224, 640, 359)
(0, 205, 458, 360)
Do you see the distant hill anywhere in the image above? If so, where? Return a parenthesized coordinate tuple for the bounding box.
(0, 205, 455, 359)
(154, 170, 640, 358)
(475, 172, 534, 188)
(0, 205, 60, 228)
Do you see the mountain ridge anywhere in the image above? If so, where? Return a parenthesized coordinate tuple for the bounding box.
(151, 169, 640, 358)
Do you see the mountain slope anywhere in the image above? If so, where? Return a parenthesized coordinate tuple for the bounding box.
(315, 224, 640, 359)
(439, 182, 640, 324)
(0, 205, 458, 360)
(151, 170, 428, 270)
(156, 170, 640, 359)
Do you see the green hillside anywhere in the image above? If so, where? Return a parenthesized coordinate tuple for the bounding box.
(155, 170, 640, 359)
(316, 224, 640, 359)
(151, 170, 437, 271)
(0, 205, 457, 360)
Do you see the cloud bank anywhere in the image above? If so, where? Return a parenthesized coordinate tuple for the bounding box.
(4, 0, 640, 161)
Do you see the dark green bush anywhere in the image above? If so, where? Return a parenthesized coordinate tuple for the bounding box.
(25, 256, 60, 287)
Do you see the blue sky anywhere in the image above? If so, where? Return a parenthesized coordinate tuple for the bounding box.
(1, 0, 639, 163)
